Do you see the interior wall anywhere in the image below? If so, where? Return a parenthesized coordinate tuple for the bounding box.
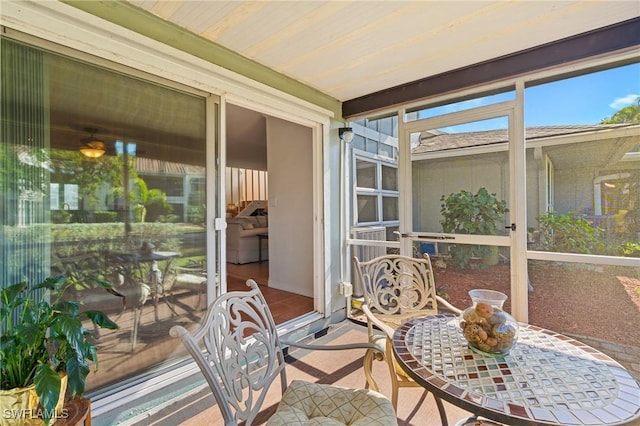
(226, 104, 268, 170)
(266, 117, 314, 297)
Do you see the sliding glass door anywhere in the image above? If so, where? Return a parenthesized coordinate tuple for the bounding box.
(1, 37, 219, 394)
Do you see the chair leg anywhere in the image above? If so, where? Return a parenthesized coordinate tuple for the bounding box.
(386, 359, 400, 409)
(390, 375, 399, 410)
(196, 289, 204, 310)
(363, 349, 380, 391)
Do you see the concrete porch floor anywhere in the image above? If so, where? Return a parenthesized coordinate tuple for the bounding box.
(125, 320, 474, 426)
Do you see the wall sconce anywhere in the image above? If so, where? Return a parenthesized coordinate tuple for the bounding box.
(80, 128, 106, 158)
(338, 127, 354, 143)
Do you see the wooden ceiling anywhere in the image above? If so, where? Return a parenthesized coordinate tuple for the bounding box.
(126, 0, 639, 113)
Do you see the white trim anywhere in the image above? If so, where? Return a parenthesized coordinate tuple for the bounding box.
(527, 250, 640, 268)
(208, 95, 222, 300)
(403, 100, 516, 133)
(316, 121, 330, 317)
(511, 81, 528, 323)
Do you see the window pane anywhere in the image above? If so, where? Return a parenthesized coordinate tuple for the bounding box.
(357, 195, 378, 222)
(412, 117, 510, 235)
(356, 159, 377, 189)
(381, 165, 397, 191)
(351, 133, 366, 150)
(378, 142, 395, 159)
(382, 196, 398, 221)
(527, 260, 639, 349)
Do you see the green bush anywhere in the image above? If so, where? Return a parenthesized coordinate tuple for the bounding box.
(440, 187, 509, 269)
(536, 211, 604, 254)
(621, 242, 640, 257)
(94, 211, 118, 223)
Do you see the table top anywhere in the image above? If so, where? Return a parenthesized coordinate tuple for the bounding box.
(392, 314, 640, 426)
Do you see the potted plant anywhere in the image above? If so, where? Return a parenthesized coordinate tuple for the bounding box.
(440, 187, 509, 269)
(0, 276, 119, 425)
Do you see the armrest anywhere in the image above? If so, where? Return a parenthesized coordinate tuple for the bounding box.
(437, 295, 462, 314)
(280, 339, 385, 358)
(173, 266, 206, 275)
(362, 304, 397, 339)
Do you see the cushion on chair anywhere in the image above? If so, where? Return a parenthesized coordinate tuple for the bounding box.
(174, 273, 206, 289)
(266, 380, 397, 426)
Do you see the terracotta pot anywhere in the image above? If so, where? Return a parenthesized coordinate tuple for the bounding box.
(0, 374, 67, 425)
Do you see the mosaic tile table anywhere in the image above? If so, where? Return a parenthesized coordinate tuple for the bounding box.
(392, 314, 640, 426)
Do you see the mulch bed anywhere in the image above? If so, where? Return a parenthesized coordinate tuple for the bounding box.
(432, 262, 640, 347)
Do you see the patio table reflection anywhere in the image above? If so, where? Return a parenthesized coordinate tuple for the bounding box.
(108, 249, 180, 350)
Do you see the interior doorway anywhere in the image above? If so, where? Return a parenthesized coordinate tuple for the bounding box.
(224, 104, 315, 322)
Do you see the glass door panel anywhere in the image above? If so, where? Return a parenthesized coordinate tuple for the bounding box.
(407, 114, 513, 311)
(1, 38, 211, 393)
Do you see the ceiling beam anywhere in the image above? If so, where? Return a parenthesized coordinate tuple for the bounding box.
(342, 17, 640, 119)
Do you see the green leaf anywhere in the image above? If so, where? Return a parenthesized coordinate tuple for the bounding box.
(64, 356, 90, 397)
(34, 363, 61, 425)
(53, 300, 81, 317)
(34, 276, 65, 292)
(82, 310, 119, 330)
(0, 282, 27, 307)
(51, 316, 84, 355)
(87, 277, 114, 290)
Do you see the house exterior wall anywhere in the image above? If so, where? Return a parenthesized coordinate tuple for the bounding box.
(412, 151, 509, 233)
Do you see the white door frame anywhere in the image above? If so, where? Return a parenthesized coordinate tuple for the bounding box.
(398, 100, 529, 322)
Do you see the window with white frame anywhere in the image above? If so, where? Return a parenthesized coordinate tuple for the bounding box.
(353, 152, 399, 227)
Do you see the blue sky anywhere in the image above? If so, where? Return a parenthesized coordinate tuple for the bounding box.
(419, 62, 639, 133)
(525, 63, 640, 126)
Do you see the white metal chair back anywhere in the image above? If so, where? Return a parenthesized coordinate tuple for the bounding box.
(353, 254, 459, 423)
(354, 254, 442, 328)
(170, 279, 286, 425)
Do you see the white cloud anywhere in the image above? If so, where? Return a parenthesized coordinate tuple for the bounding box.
(610, 94, 639, 110)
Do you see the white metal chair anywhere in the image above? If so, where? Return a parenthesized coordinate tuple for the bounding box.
(170, 279, 398, 426)
(164, 262, 209, 310)
(353, 254, 462, 426)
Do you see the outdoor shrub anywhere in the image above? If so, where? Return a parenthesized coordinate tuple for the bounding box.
(94, 211, 118, 223)
(144, 189, 173, 222)
(621, 242, 640, 257)
(440, 187, 509, 269)
(187, 205, 205, 224)
(536, 211, 604, 254)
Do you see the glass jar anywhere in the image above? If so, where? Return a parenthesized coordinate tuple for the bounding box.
(459, 289, 518, 356)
